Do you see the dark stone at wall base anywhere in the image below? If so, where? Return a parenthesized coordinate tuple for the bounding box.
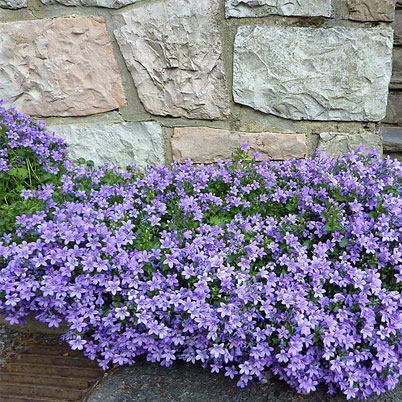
(393, 47, 402, 74)
(384, 151, 402, 161)
(383, 93, 402, 124)
(87, 358, 402, 402)
(381, 126, 402, 152)
(394, 9, 402, 45)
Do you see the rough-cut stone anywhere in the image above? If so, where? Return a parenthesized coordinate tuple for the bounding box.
(0, 324, 16, 362)
(383, 94, 402, 124)
(114, 0, 230, 120)
(233, 26, 393, 122)
(348, 0, 396, 22)
(394, 9, 402, 46)
(0, 0, 26, 8)
(382, 127, 402, 152)
(40, 0, 140, 8)
(172, 127, 306, 163)
(393, 47, 402, 73)
(225, 0, 331, 18)
(0, 17, 126, 117)
(50, 122, 165, 170)
(317, 132, 383, 158)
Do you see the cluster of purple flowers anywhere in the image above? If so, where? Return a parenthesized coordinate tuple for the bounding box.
(0, 100, 67, 232)
(0, 100, 66, 176)
(1, 120, 402, 400)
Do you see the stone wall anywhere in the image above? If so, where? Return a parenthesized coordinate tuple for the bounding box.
(0, 0, 396, 167)
(382, 0, 402, 161)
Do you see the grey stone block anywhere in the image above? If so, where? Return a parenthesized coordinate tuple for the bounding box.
(393, 47, 402, 73)
(50, 122, 165, 170)
(225, 0, 331, 18)
(0, 0, 26, 8)
(383, 94, 402, 124)
(382, 126, 402, 152)
(40, 0, 140, 7)
(113, 0, 230, 120)
(393, 8, 402, 45)
(317, 132, 383, 157)
(233, 25, 393, 122)
(348, 0, 396, 22)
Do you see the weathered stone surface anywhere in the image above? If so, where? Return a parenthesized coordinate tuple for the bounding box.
(225, 0, 331, 18)
(383, 93, 402, 124)
(233, 26, 393, 122)
(114, 0, 230, 120)
(390, 77, 402, 90)
(393, 47, 402, 73)
(394, 9, 402, 45)
(348, 0, 396, 22)
(0, 0, 25, 8)
(172, 127, 306, 163)
(0, 17, 126, 117)
(317, 132, 383, 158)
(382, 127, 402, 152)
(0, 323, 16, 361)
(50, 122, 165, 170)
(40, 0, 139, 8)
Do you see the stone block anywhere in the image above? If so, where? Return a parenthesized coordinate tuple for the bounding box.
(50, 122, 165, 170)
(383, 93, 402, 124)
(113, 0, 230, 120)
(394, 9, 402, 45)
(0, 0, 26, 8)
(0, 17, 126, 117)
(172, 127, 306, 163)
(225, 0, 331, 18)
(381, 126, 402, 152)
(317, 132, 383, 158)
(393, 47, 402, 73)
(233, 25, 393, 122)
(348, 0, 396, 22)
(40, 0, 140, 7)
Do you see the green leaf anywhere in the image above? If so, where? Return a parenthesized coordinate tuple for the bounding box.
(210, 216, 228, 226)
(339, 237, 349, 248)
(8, 168, 28, 179)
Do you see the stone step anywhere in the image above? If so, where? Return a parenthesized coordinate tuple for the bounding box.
(2, 362, 102, 379)
(15, 353, 99, 368)
(0, 372, 90, 389)
(0, 383, 84, 400)
(0, 397, 70, 402)
(22, 343, 84, 357)
(0, 341, 104, 402)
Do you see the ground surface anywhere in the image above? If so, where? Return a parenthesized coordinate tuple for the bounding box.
(87, 357, 402, 402)
(2, 326, 402, 402)
(0, 329, 102, 402)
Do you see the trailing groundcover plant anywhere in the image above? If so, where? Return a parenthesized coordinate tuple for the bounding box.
(1, 102, 402, 400)
(0, 100, 67, 233)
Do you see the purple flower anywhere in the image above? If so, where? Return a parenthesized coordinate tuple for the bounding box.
(2, 115, 402, 401)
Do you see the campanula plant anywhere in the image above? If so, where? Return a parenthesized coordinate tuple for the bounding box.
(0, 100, 67, 233)
(1, 102, 402, 400)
